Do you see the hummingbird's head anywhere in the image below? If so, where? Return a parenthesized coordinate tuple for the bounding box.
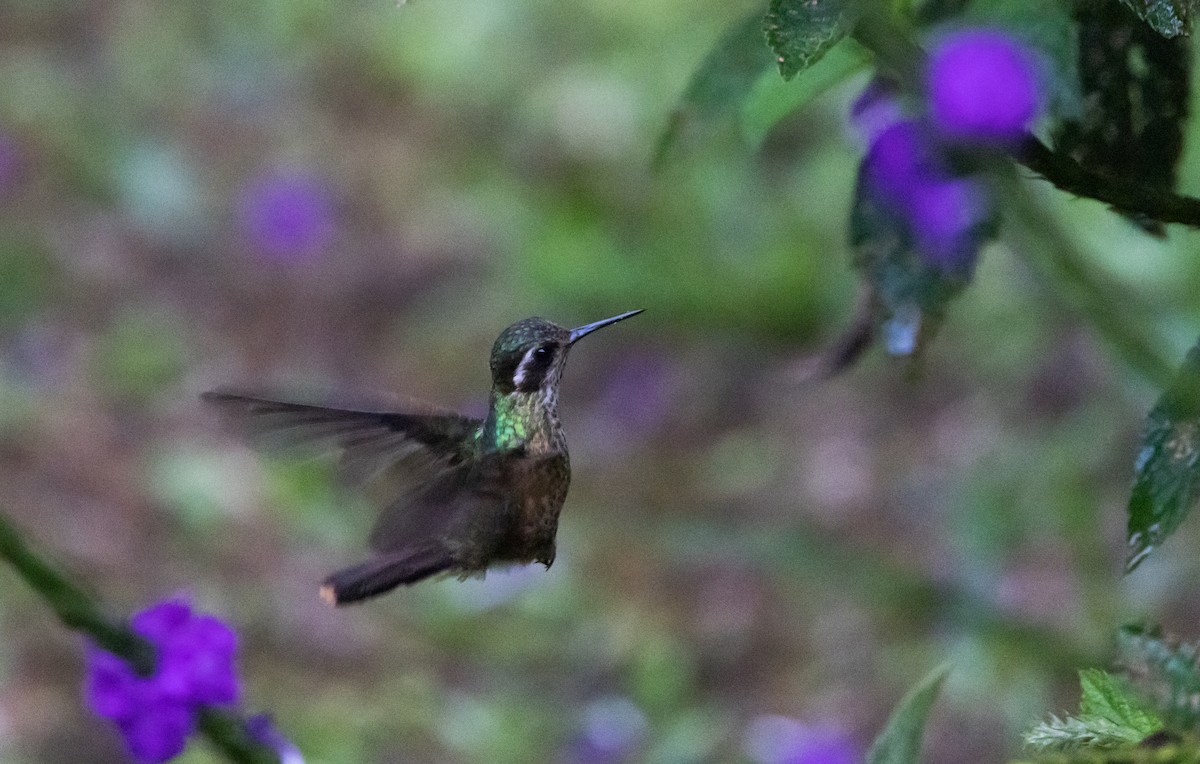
(489, 310, 643, 395)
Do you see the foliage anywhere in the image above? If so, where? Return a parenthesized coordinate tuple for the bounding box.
(865, 663, 950, 764)
(1025, 670, 1162, 752)
(1127, 344, 1200, 571)
(763, 0, 851, 81)
(1117, 626, 1200, 732)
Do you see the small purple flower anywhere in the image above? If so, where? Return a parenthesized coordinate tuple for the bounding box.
(560, 696, 647, 763)
(849, 78, 905, 146)
(862, 120, 943, 201)
(248, 714, 306, 764)
(926, 28, 1041, 145)
(743, 716, 860, 764)
(907, 177, 990, 269)
(116, 691, 193, 764)
(237, 169, 335, 262)
(85, 646, 143, 721)
(860, 117, 991, 271)
(84, 597, 241, 763)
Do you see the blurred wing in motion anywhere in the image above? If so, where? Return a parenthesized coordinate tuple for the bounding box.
(324, 456, 515, 605)
(200, 391, 482, 486)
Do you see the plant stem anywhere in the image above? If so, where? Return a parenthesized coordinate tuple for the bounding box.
(0, 512, 155, 673)
(0, 510, 280, 764)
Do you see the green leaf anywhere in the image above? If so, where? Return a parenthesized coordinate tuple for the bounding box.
(848, 165, 979, 358)
(866, 663, 950, 764)
(1125, 340, 1200, 572)
(741, 36, 870, 145)
(1118, 0, 1195, 37)
(1025, 670, 1163, 753)
(1055, 1, 1191, 236)
(1117, 625, 1200, 732)
(654, 9, 775, 165)
(763, 0, 851, 81)
(1081, 669, 1164, 735)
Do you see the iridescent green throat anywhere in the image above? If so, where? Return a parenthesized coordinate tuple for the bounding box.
(482, 390, 557, 453)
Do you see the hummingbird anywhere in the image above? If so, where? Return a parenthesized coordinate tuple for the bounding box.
(202, 310, 642, 606)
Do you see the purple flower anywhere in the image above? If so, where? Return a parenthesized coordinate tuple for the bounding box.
(116, 692, 193, 764)
(84, 597, 241, 763)
(743, 716, 860, 764)
(860, 118, 991, 271)
(248, 714, 306, 764)
(237, 169, 335, 262)
(926, 28, 1041, 145)
(907, 177, 990, 269)
(862, 120, 944, 202)
(560, 696, 647, 763)
(849, 78, 906, 146)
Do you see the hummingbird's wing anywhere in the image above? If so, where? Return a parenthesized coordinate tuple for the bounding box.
(201, 391, 482, 486)
(365, 452, 510, 555)
(324, 455, 516, 604)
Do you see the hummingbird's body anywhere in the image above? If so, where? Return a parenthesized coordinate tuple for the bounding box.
(203, 311, 641, 605)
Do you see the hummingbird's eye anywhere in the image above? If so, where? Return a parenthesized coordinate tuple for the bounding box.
(511, 344, 556, 392)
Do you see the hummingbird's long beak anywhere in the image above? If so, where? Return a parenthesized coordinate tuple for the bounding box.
(568, 309, 644, 345)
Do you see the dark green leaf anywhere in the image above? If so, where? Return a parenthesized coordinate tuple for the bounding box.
(763, 0, 850, 81)
(1126, 340, 1200, 572)
(848, 167, 978, 358)
(654, 10, 775, 165)
(1117, 625, 1200, 731)
(1118, 0, 1195, 37)
(866, 663, 950, 764)
(1055, 2, 1191, 236)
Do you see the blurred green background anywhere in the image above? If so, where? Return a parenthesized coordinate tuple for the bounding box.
(4, 1, 1200, 762)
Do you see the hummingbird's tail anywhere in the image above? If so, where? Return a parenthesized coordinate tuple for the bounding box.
(320, 545, 453, 606)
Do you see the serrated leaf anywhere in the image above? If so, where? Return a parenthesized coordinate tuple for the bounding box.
(1025, 715, 1145, 753)
(866, 663, 950, 764)
(1118, 625, 1200, 731)
(763, 0, 851, 81)
(1025, 670, 1162, 753)
(1081, 669, 1165, 735)
(1125, 341, 1200, 572)
(1118, 0, 1195, 37)
(741, 36, 870, 145)
(654, 10, 775, 166)
(1055, 1, 1191, 236)
(849, 166, 975, 358)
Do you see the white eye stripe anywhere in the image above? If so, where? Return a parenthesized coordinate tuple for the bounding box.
(512, 346, 539, 388)
(512, 346, 553, 389)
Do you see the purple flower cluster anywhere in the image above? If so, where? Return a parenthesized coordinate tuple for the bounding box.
(854, 28, 1041, 270)
(237, 169, 335, 263)
(248, 714, 306, 764)
(85, 598, 240, 763)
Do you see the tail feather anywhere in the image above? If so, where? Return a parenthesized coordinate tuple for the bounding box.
(320, 546, 454, 606)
